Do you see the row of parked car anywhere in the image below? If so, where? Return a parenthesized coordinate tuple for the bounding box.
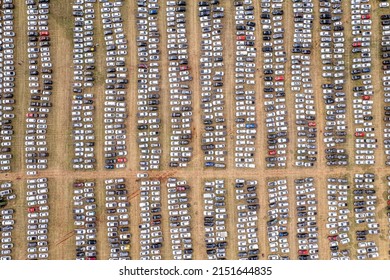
(326, 177, 351, 260)
(136, 0, 162, 171)
(24, 0, 52, 176)
(0, 181, 15, 202)
(319, 0, 349, 166)
(260, 0, 289, 168)
(0, 0, 15, 172)
(73, 180, 97, 260)
(203, 179, 228, 259)
(235, 179, 260, 260)
(105, 178, 130, 260)
(101, 0, 129, 170)
(165, 1, 194, 168)
(26, 177, 49, 260)
(350, 0, 377, 165)
(166, 178, 193, 259)
(0, 181, 15, 260)
(294, 177, 318, 260)
(353, 173, 379, 259)
(198, 1, 227, 168)
(291, 0, 317, 168)
(233, 0, 257, 168)
(71, 0, 97, 170)
(198, 0, 227, 169)
(138, 178, 162, 260)
(266, 179, 289, 259)
(357, 240, 379, 259)
(381, 13, 390, 166)
(386, 176, 390, 246)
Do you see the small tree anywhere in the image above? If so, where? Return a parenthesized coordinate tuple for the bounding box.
(0, 199, 7, 208)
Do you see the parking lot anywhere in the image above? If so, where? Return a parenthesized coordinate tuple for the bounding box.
(138, 177, 162, 260)
(25, 177, 49, 260)
(266, 178, 290, 259)
(0, 1, 16, 173)
(73, 180, 97, 260)
(294, 177, 319, 260)
(234, 179, 260, 259)
(203, 179, 228, 259)
(260, 0, 289, 168)
(353, 173, 380, 259)
(326, 177, 352, 259)
(1, 0, 390, 260)
(105, 178, 130, 259)
(0, 181, 15, 260)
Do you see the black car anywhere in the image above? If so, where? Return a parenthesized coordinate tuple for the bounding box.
(151, 243, 162, 249)
(297, 233, 308, 239)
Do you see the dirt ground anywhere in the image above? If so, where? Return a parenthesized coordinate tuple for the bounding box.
(1, 1, 389, 260)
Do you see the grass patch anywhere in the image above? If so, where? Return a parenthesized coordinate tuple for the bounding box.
(50, 0, 74, 40)
(93, 70, 105, 86)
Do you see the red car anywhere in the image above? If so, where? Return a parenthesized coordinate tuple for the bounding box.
(352, 42, 362, 47)
(117, 158, 127, 163)
(86, 257, 97, 260)
(176, 186, 186, 191)
(362, 95, 370, 100)
(39, 31, 49, 36)
(355, 132, 365, 137)
(180, 65, 190, 71)
(237, 35, 246, 41)
(361, 14, 371, 19)
(26, 113, 34, 117)
(308, 121, 316, 127)
(151, 220, 161, 225)
(28, 207, 37, 213)
(298, 250, 309, 255)
(327, 235, 338, 241)
(268, 150, 276, 155)
(275, 76, 284, 81)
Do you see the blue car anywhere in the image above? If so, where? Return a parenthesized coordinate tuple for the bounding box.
(245, 123, 257, 128)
